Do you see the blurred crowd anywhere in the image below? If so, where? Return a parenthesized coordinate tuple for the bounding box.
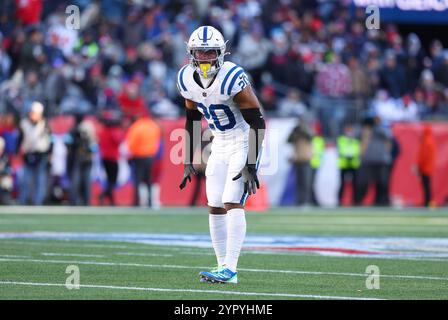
(1, 0, 448, 122)
(0, 0, 446, 206)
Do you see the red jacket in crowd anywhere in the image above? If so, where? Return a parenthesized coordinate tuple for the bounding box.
(16, 0, 42, 25)
(117, 82, 149, 119)
(98, 125, 125, 161)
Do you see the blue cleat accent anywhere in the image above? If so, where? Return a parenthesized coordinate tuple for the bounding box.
(199, 265, 222, 282)
(199, 268, 238, 284)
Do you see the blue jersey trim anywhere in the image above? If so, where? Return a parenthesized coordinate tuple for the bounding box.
(227, 69, 244, 95)
(220, 65, 239, 94)
(178, 65, 188, 92)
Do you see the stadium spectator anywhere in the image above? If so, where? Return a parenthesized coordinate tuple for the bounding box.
(43, 59, 68, 115)
(66, 114, 97, 206)
(122, 47, 147, 79)
(433, 50, 448, 88)
(379, 51, 407, 99)
(150, 89, 180, 119)
(277, 89, 308, 118)
(315, 52, 353, 137)
(429, 39, 444, 65)
(418, 69, 438, 97)
(0, 42, 12, 83)
(125, 115, 161, 207)
(0, 112, 20, 156)
(18, 101, 51, 205)
(120, 7, 145, 49)
(0, 136, 13, 205)
(416, 125, 436, 207)
(4, 28, 26, 77)
(98, 110, 125, 206)
(73, 29, 99, 60)
(20, 70, 44, 115)
(396, 95, 419, 122)
(45, 31, 66, 67)
(233, 22, 270, 89)
(347, 55, 371, 102)
(310, 127, 325, 206)
(15, 0, 43, 26)
(259, 85, 277, 113)
(287, 119, 313, 206)
(359, 116, 392, 206)
(104, 65, 124, 96)
(266, 30, 291, 89)
(20, 26, 46, 73)
(421, 90, 444, 120)
(284, 51, 314, 95)
(405, 33, 425, 93)
(371, 90, 399, 125)
(364, 44, 382, 91)
(389, 133, 401, 202)
(337, 122, 361, 206)
(315, 53, 352, 99)
(118, 80, 149, 122)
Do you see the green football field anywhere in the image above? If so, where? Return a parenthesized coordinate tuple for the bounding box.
(0, 206, 447, 300)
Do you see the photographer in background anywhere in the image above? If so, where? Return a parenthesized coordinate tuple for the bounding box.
(287, 119, 314, 206)
(359, 115, 392, 206)
(66, 114, 97, 206)
(18, 101, 51, 205)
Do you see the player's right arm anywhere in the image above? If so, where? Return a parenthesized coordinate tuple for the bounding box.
(179, 99, 203, 190)
(231, 85, 266, 196)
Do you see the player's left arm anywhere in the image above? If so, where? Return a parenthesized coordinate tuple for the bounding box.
(232, 86, 266, 195)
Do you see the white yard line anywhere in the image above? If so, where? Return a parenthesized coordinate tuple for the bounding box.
(0, 219, 38, 224)
(0, 240, 133, 249)
(0, 254, 31, 258)
(114, 252, 174, 258)
(0, 280, 382, 300)
(0, 239, 214, 252)
(175, 251, 215, 256)
(41, 253, 105, 258)
(0, 257, 447, 282)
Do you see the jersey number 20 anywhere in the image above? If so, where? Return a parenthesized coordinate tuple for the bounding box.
(196, 103, 236, 131)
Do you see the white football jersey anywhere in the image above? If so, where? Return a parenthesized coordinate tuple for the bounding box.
(177, 61, 251, 140)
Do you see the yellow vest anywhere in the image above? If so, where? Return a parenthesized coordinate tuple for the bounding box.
(337, 136, 361, 169)
(310, 136, 325, 169)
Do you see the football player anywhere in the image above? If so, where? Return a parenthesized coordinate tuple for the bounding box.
(178, 26, 265, 284)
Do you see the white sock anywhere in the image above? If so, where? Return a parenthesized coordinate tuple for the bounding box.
(224, 208, 246, 272)
(209, 214, 227, 266)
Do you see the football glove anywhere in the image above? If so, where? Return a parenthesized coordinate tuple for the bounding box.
(232, 164, 260, 195)
(179, 164, 198, 190)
